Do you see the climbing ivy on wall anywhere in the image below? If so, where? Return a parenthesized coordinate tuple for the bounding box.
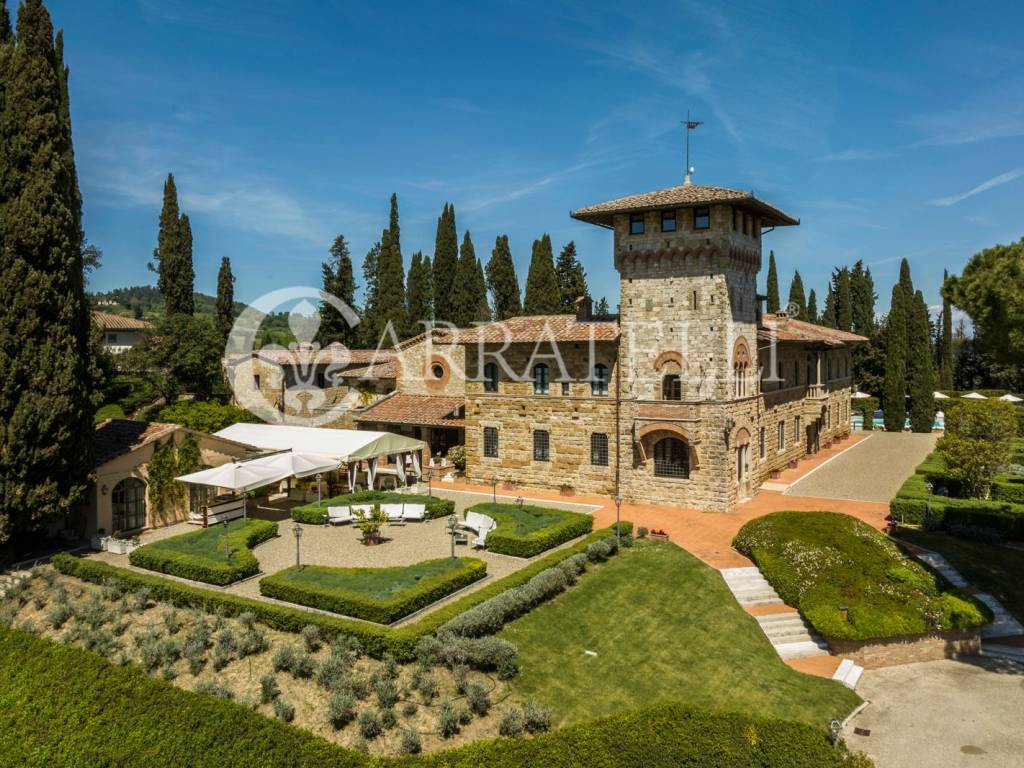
(147, 436, 201, 518)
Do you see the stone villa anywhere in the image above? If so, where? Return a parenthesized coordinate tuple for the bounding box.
(236, 180, 865, 512)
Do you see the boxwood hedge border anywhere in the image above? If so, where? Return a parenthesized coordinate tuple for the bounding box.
(465, 502, 595, 558)
(291, 491, 454, 525)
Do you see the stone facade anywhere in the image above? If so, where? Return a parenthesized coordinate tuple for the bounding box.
(828, 630, 981, 669)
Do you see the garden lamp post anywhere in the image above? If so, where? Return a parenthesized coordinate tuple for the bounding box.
(515, 496, 524, 537)
(615, 494, 622, 546)
(222, 519, 230, 560)
(427, 469, 433, 498)
(292, 521, 303, 571)
(316, 472, 323, 508)
(925, 480, 934, 522)
(446, 515, 459, 559)
(491, 475, 498, 505)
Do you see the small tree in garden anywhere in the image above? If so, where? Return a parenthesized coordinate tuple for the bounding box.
(353, 504, 388, 543)
(938, 400, 1018, 498)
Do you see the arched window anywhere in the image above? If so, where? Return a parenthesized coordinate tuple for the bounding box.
(483, 362, 499, 393)
(533, 364, 550, 395)
(734, 364, 747, 398)
(662, 374, 682, 401)
(653, 438, 689, 479)
(592, 364, 609, 397)
(112, 477, 146, 532)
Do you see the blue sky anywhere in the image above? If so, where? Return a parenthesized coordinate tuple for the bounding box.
(51, 0, 1024, 317)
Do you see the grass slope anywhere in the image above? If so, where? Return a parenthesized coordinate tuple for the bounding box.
(501, 541, 860, 726)
(896, 529, 1024, 624)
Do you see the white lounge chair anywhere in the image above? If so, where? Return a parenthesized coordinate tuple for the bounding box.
(382, 503, 406, 523)
(327, 506, 352, 525)
(473, 519, 497, 548)
(460, 511, 492, 534)
(402, 503, 426, 521)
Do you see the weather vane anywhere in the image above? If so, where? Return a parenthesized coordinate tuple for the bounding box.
(683, 110, 703, 185)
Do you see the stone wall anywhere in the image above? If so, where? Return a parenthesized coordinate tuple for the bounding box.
(828, 630, 981, 669)
(395, 336, 466, 396)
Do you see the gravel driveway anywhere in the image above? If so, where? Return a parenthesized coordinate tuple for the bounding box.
(786, 432, 938, 503)
(844, 657, 1024, 768)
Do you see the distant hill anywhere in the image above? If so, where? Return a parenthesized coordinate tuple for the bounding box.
(88, 285, 294, 347)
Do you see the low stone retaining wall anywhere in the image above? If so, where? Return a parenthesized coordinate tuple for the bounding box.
(828, 629, 981, 669)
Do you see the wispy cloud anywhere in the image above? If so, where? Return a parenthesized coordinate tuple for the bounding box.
(929, 168, 1024, 207)
(816, 148, 897, 162)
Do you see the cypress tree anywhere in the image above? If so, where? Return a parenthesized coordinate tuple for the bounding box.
(836, 266, 853, 331)
(406, 250, 432, 335)
(806, 289, 818, 324)
(523, 234, 560, 315)
(317, 235, 357, 347)
(555, 240, 588, 313)
(152, 174, 194, 316)
(0, 0, 93, 543)
(907, 289, 937, 432)
(432, 203, 458, 323)
(820, 283, 837, 328)
(451, 231, 488, 327)
(358, 241, 381, 347)
(938, 270, 954, 389)
(485, 234, 521, 320)
(215, 256, 234, 346)
(883, 282, 908, 432)
(472, 253, 490, 323)
(850, 260, 876, 337)
(421, 255, 434, 321)
(594, 297, 611, 315)
(766, 250, 780, 313)
(374, 227, 408, 339)
(898, 258, 914, 297)
(787, 271, 806, 320)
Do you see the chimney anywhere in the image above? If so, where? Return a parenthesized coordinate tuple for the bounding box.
(575, 295, 593, 321)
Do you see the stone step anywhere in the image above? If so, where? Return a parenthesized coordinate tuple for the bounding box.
(760, 619, 815, 638)
(975, 593, 1024, 639)
(738, 595, 785, 607)
(832, 658, 865, 690)
(775, 639, 830, 660)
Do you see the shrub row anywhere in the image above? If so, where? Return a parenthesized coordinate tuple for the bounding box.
(128, 519, 278, 586)
(0, 624, 869, 768)
(466, 503, 594, 557)
(259, 558, 487, 624)
(52, 523, 629, 663)
(291, 491, 454, 524)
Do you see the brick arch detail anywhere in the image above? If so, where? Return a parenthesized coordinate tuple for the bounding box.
(732, 336, 751, 368)
(654, 350, 686, 372)
(637, 423, 700, 472)
(733, 427, 751, 447)
(425, 355, 451, 391)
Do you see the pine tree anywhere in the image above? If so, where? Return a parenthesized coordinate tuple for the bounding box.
(938, 269, 954, 389)
(451, 231, 488, 327)
(0, 0, 93, 544)
(485, 234, 521, 320)
(882, 282, 908, 432)
(766, 251, 780, 313)
(406, 250, 433, 336)
(594, 297, 611, 315)
(787, 271, 806, 320)
(523, 234, 560, 315)
(836, 266, 853, 331)
(152, 173, 195, 316)
(907, 289, 937, 432)
(215, 256, 234, 345)
(317, 235, 357, 347)
(806, 289, 818, 324)
(555, 240, 588, 313)
(820, 284, 837, 328)
(374, 227, 408, 339)
(358, 241, 381, 347)
(432, 203, 458, 323)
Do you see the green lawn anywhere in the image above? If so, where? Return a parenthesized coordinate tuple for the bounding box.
(500, 541, 860, 726)
(469, 502, 573, 534)
(466, 502, 593, 557)
(896, 528, 1024, 623)
(259, 557, 487, 623)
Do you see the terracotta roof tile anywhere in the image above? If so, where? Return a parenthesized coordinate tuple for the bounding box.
(341, 360, 399, 379)
(354, 394, 465, 428)
(757, 314, 867, 346)
(230, 345, 395, 367)
(91, 310, 154, 331)
(94, 419, 178, 466)
(455, 315, 620, 344)
(571, 183, 798, 227)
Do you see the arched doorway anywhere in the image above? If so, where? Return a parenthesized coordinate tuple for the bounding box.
(733, 428, 751, 498)
(653, 437, 690, 479)
(112, 477, 147, 532)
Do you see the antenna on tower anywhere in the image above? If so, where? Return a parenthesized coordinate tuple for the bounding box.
(682, 110, 703, 186)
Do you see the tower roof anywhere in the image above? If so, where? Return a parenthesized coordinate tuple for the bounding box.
(571, 183, 798, 227)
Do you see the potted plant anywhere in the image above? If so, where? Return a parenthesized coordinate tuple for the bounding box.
(649, 528, 670, 542)
(106, 531, 141, 555)
(353, 504, 388, 546)
(91, 528, 109, 551)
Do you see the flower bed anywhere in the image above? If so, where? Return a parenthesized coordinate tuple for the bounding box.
(465, 502, 593, 557)
(732, 511, 990, 642)
(128, 519, 278, 586)
(259, 558, 487, 624)
(291, 492, 453, 524)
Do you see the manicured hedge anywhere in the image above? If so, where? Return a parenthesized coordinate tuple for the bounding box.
(0, 625, 868, 768)
(733, 511, 990, 641)
(52, 524, 630, 663)
(260, 558, 487, 624)
(128, 519, 278, 586)
(291, 491, 454, 524)
(466, 502, 594, 557)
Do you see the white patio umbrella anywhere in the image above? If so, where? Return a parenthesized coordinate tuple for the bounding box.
(246, 451, 340, 479)
(961, 392, 987, 400)
(933, 391, 950, 399)
(999, 393, 1023, 403)
(176, 461, 292, 520)
(851, 391, 871, 399)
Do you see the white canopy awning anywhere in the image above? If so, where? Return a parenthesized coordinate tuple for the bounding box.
(176, 461, 291, 491)
(851, 391, 872, 399)
(961, 392, 987, 400)
(999, 393, 1023, 403)
(246, 450, 340, 479)
(933, 391, 950, 399)
(213, 423, 426, 463)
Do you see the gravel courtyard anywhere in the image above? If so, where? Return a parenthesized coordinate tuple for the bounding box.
(844, 657, 1024, 768)
(90, 489, 601, 626)
(786, 431, 939, 503)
